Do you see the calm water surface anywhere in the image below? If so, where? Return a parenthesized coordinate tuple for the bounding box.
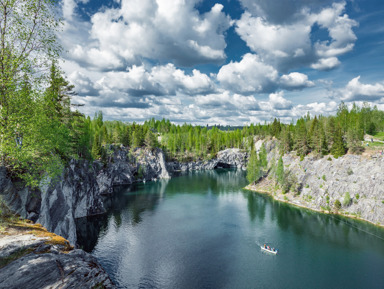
(76, 169, 384, 289)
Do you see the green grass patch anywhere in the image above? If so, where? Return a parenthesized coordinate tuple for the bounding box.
(373, 132, 384, 141)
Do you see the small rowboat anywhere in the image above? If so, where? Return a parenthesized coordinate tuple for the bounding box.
(260, 246, 278, 254)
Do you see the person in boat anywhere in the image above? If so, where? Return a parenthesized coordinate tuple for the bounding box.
(264, 244, 266, 249)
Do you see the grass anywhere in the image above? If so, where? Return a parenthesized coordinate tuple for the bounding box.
(1, 214, 73, 253)
(373, 132, 384, 141)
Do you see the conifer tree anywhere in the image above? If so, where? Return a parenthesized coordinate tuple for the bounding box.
(331, 125, 346, 158)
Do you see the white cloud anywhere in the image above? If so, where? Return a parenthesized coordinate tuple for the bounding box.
(68, 71, 99, 96)
(195, 91, 261, 111)
(62, 0, 233, 70)
(280, 72, 315, 90)
(92, 63, 215, 97)
(311, 57, 341, 70)
(235, 1, 357, 72)
(268, 91, 293, 110)
(217, 53, 278, 94)
(339, 76, 384, 101)
(236, 13, 312, 70)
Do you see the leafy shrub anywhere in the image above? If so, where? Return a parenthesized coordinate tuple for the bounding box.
(343, 192, 351, 206)
(322, 175, 326, 181)
(334, 199, 341, 210)
(355, 193, 360, 200)
(327, 157, 332, 161)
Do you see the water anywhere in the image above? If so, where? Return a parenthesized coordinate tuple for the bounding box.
(76, 169, 384, 289)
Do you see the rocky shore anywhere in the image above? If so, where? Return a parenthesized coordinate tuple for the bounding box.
(0, 218, 115, 289)
(246, 142, 384, 227)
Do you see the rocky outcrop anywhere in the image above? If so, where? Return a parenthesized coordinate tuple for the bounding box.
(0, 161, 105, 246)
(248, 139, 384, 226)
(0, 225, 115, 288)
(97, 147, 170, 194)
(280, 153, 384, 225)
(167, 148, 248, 173)
(0, 147, 172, 245)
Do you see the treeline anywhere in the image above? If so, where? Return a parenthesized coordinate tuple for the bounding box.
(276, 102, 384, 158)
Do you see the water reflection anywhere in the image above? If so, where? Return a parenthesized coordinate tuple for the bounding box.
(246, 190, 384, 254)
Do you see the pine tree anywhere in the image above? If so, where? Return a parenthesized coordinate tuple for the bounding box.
(247, 149, 261, 184)
(276, 156, 285, 185)
(294, 119, 308, 157)
(144, 130, 158, 150)
(331, 125, 346, 158)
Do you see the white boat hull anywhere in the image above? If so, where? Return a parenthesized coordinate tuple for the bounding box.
(260, 246, 278, 254)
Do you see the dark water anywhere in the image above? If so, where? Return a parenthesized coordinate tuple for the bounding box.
(76, 169, 384, 289)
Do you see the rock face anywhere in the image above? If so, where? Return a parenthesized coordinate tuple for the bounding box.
(280, 153, 384, 225)
(0, 147, 171, 245)
(167, 148, 248, 173)
(250, 139, 384, 226)
(97, 147, 170, 194)
(0, 232, 115, 289)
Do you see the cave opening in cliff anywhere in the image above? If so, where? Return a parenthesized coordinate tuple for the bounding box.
(214, 162, 232, 169)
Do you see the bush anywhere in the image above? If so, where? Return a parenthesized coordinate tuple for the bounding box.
(355, 193, 360, 200)
(343, 192, 351, 206)
(322, 175, 326, 181)
(347, 168, 354, 175)
(334, 199, 341, 210)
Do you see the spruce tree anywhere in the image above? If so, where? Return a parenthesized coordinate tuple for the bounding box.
(276, 156, 285, 186)
(331, 126, 346, 158)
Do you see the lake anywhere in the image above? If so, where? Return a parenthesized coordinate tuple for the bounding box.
(76, 169, 384, 289)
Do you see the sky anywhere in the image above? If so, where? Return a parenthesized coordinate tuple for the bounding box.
(58, 0, 384, 125)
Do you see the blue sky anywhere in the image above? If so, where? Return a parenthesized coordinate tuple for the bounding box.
(59, 0, 384, 125)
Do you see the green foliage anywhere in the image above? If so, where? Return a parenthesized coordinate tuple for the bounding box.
(276, 156, 285, 185)
(137, 165, 145, 179)
(355, 193, 360, 200)
(334, 199, 341, 210)
(246, 149, 261, 184)
(331, 125, 346, 158)
(322, 175, 326, 181)
(343, 192, 351, 206)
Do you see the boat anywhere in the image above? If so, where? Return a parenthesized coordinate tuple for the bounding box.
(260, 245, 278, 254)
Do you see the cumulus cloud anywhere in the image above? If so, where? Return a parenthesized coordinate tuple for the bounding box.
(238, 0, 335, 24)
(280, 72, 315, 90)
(195, 91, 261, 111)
(217, 53, 278, 94)
(338, 76, 384, 101)
(76, 63, 215, 98)
(68, 71, 99, 96)
(62, 0, 233, 70)
(235, 1, 357, 72)
(268, 91, 293, 110)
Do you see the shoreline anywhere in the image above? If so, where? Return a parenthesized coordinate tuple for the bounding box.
(244, 182, 384, 229)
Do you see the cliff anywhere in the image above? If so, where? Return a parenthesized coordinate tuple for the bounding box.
(167, 148, 248, 172)
(0, 147, 170, 246)
(0, 147, 247, 246)
(0, 218, 115, 289)
(247, 140, 384, 226)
